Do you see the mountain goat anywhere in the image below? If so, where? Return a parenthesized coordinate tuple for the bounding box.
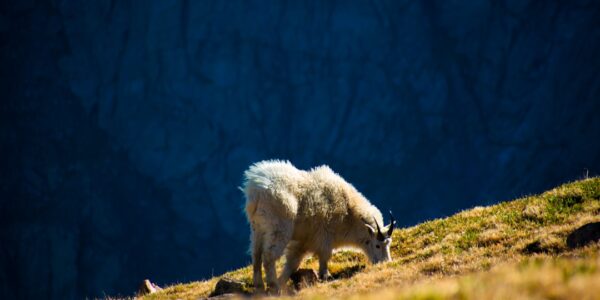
(243, 160, 396, 292)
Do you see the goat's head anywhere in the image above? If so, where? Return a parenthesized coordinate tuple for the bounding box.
(362, 211, 396, 264)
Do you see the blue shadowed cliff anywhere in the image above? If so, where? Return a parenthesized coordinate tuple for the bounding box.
(1, 1, 599, 299)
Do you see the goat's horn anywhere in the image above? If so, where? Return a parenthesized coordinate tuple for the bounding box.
(387, 210, 396, 237)
(373, 217, 385, 241)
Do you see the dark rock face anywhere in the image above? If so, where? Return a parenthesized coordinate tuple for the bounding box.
(567, 222, 600, 249)
(1, 0, 600, 299)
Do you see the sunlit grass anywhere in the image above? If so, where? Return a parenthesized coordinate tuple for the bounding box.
(141, 177, 600, 300)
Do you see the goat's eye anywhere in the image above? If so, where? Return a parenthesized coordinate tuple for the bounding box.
(375, 245, 380, 249)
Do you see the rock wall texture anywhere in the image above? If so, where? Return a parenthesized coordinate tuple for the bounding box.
(1, 0, 599, 299)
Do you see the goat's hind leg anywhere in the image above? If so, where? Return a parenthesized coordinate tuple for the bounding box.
(262, 220, 293, 294)
(250, 227, 264, 291)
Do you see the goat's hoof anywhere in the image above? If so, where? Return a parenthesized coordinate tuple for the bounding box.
(319, 272, 333, 281)
(266, 285, 280, 295)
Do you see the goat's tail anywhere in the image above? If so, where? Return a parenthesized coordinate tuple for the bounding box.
(242, 160, 299, 220)
(242, 162, 274, 219)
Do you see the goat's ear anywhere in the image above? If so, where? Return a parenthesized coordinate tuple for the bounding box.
(365, 224, 376, 237)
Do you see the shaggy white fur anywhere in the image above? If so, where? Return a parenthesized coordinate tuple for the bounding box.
(243, 160, 395, 293)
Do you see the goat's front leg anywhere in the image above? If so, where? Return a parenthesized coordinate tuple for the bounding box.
(278, 243, 304, 287)
(317, 249, 333, 281)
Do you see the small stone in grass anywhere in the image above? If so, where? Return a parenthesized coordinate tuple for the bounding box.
(137, 279, 162, 296)
(290, 268, 318, 290)
(567, 222, 600, 249)
(209, 277, 249, 298)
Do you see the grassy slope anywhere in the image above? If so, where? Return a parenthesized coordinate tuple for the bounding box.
(143, 178, 600, 300)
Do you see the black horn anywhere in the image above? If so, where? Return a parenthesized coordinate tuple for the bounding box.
(373, 217, 385, 241)
(387, 210, 396, 237)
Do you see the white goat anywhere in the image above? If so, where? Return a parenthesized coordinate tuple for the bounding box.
(243, 160, 396, 292)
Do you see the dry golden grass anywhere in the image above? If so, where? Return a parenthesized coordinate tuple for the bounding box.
(141, 177, 600, 300)
(344, 247, 600, 300)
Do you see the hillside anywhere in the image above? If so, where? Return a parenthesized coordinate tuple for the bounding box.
(141, 178, 600, 299)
